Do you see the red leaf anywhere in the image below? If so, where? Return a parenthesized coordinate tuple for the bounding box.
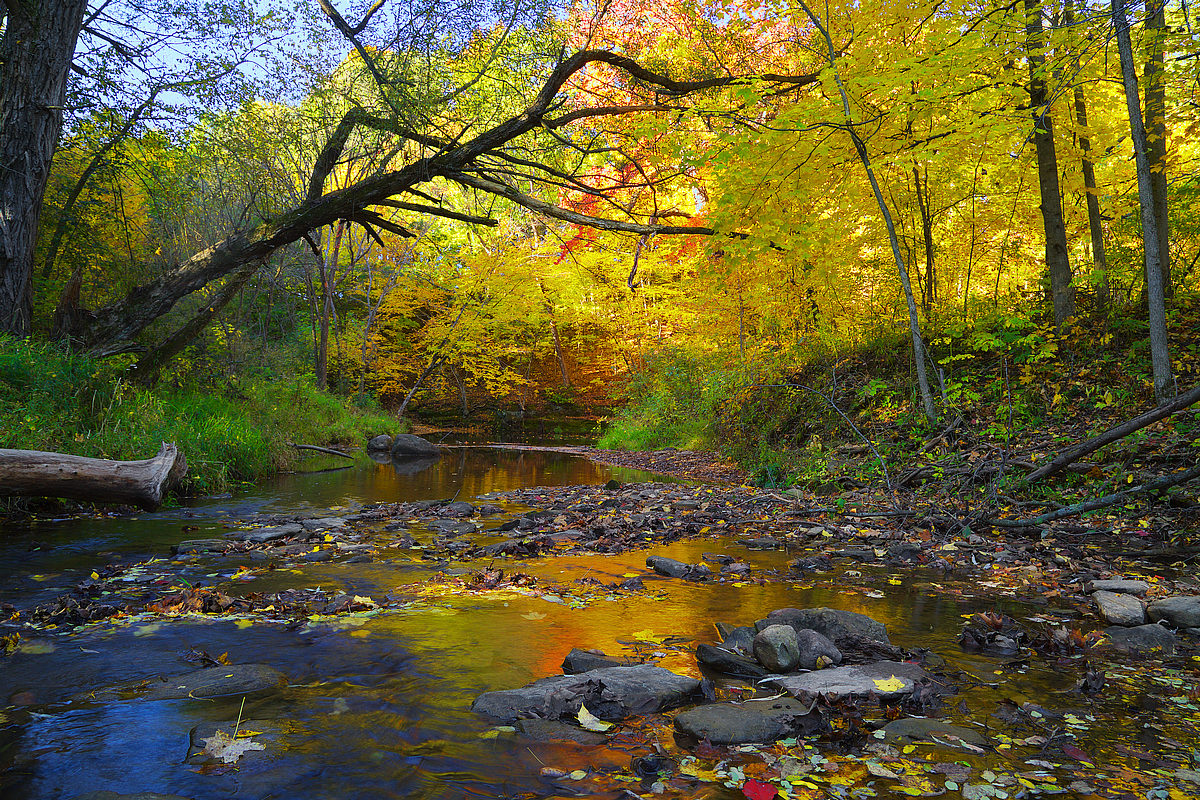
(1062, 744, 1094, 763)
(742, 778, 778, 800)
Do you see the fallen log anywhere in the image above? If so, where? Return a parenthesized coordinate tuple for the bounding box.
(288, 442, 354, 460)
(0, 443, 187, 510)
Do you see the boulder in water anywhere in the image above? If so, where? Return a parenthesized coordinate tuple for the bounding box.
(390, 434, 442, 459)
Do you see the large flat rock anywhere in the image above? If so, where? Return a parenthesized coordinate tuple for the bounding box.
(879, 718, 990, 751)
(673, 697, 823, 744)
(1101, 624, 1177, 654)
(472, 664, 700, 723)
(769, 661, 926, 700)
(390, 434, 442, 458)
(1147, 596, 1200, 628)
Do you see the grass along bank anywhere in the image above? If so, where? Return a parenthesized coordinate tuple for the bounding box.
(0, 337, 399, 498)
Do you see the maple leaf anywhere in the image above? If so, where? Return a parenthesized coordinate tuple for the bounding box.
(741, 778, 778, 800)
(201, 730, 265, 764)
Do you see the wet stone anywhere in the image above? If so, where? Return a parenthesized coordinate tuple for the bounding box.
(760, 607, 891, 646)
(444, 501, 476, 517)
(390, 434, 441, 458)
(301, 517, 346, 530)
(738, 537, 782, 550)
(228, 524, 303, 543)
(471, 664, 700, 723)
(646, 555, 710, 580)
(715, 623, 756, 654)
(562, 648, 641, 674)
(516, 718, 607, 745)
(172, 539, 228, 555)
(696, 643, 768, 678)
(1093, 590, 1146, 626)
(1088, 579, 1150, 596)
(1101, 624, 1177, 653)
(673, 697, 823, 744)
(1147, 596, 1200, 628)
(879, 718, 989, 750)
(794, 629, 843, 670)
(769, 660, 927, 700)
(753, 625, 801, 672)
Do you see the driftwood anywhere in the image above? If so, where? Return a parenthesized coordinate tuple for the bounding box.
(288, 443, 354, 460)
(0, 443, 187, 509)
(1025, 383, 1200, 483)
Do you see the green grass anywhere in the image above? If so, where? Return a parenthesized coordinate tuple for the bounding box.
(0, 337, 399, 496)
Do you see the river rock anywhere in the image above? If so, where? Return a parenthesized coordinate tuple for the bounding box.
(142, 664, 288, 699)
(172, 539, 229, 555)
(759, 607, 891, 646)
(390, 434, 441, 458)
(795, 629, 842, 670)
(300, 517, 346, 531)
(714, 623, 756, 654)
(366, 434, 393, 452)
(432, 519, 477, 536)
(444, 501, 476, 517)
(1088, 579, 1150, 596)
(228, 524, 303, 544)
(754, 625, 801, 672)
(646, 555, 710, 580)
(1093, 590, 1146, 626)
(471, 664, 700, 723)
(72, 794, 194, 800)
(673, 697, 823, 744)
(769, 660, 926, 701)
(1147, 596, 1200, 628)
(562, 648, 640, 674)
(516, 718, 607, 745)
(1101, 624, 1176, 653)
(696, 643, 768, 678)
(879, 718, 989, 750)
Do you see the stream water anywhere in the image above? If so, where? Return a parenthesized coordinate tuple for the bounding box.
(1, 445, 1197, 799)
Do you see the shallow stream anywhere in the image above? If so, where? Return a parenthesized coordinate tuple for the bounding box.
(1, 445, 1197, 799)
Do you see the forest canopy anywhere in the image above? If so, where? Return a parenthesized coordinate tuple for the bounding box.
(1, 0, 1197, 434)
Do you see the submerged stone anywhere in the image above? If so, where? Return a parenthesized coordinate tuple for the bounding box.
(879, 718, 989, 750)
(516, 718, 607, 745)
(673, 697, 823, 744)
(227, 524, 303, 543)
(143, 664, 287, 699)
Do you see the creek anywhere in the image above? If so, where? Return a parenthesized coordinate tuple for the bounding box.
(0, 442, 1197, 800)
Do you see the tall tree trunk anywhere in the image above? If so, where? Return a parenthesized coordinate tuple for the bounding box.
(0, 0, 90, 337)
(1144, 0, 1171, 298)
(1063, 0, 1110, 309)
(1113, 0, 1174, 402)
(315, 220, 346, 390)
(795, 0, 936, 424)
(913, 164, 936, 314)
(1026, 0, 1074, 328)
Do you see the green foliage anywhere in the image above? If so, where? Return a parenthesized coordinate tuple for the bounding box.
(0, 337, 396, 496)
(598, 349, 738, 451)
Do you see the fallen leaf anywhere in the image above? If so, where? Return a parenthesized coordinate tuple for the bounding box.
(201, 730, 265, 764)
(742, 777, 778, 800)
(577, 703, 614, 732)
(873, 675, 907, 693)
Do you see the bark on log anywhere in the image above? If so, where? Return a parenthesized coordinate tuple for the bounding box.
(0, 443, 187, 509)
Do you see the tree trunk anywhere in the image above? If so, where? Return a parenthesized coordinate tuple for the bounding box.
(914, 164, 936, 313)
(1064, 0, 1109, 308)
(794, 0, 936, 424)
(1026, 0, 1074, 328)
(1113, 0, 1174, 402)
(0, 443, 187, 509)
(0, 0, 90, 337)
(1144, 0, 1171, 298)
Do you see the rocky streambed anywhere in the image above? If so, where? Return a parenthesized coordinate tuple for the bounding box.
(3, 471, 1200, 800)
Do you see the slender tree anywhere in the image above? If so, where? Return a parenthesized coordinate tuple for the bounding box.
(1113, 0, 1174, 401)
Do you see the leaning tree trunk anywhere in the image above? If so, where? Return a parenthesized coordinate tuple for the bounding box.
(0, 443, 187, 509)
(1026, 0, 1074, 329)
(0, 0, 91, 337)
(1113, 0, 1174, 402)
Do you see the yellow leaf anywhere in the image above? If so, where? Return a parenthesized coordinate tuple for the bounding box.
(577, 703, 614, 732)
(873, 675, 907, 693)
(90, 571, 100, 580)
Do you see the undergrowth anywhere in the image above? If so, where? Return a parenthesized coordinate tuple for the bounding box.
(603, 291, 1200, 490)
(0, 337, 398, 496)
